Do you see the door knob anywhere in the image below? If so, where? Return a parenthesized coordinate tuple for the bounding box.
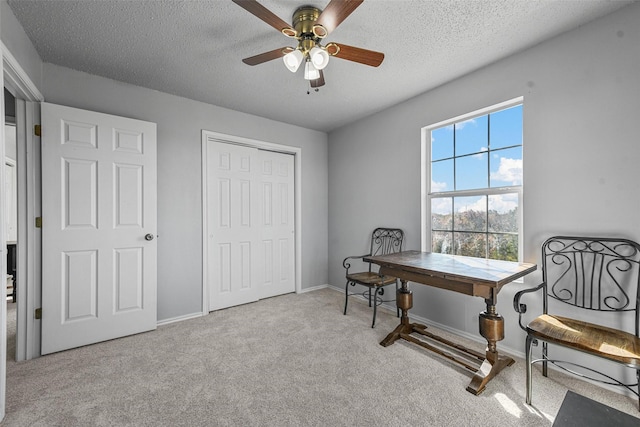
(145, 233, 155, 241)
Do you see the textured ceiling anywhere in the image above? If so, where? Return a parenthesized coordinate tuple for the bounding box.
(7, 0, 635, 132)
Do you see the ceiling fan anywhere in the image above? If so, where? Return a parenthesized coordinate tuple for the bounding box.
(232, 0, 384, 90)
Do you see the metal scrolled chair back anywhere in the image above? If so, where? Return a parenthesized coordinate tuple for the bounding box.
(369, 228, 404, 269)
(514, 235, 640, 409)
(343, 227, 404, 328)
(541, 236, 640, 336)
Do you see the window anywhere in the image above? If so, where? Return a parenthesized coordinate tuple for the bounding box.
(422, 99, 523, 262)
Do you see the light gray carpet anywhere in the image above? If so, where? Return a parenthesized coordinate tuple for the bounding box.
(3, 288, 639, 426)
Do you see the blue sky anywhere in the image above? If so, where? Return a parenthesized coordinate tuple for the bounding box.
(430, 104, 522, 215)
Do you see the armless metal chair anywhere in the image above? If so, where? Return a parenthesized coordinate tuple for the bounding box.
(343, 228, 404, 328)
(514, 236, 640, 410)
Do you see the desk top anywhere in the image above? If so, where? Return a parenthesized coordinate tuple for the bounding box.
(365, 250, 536, 288)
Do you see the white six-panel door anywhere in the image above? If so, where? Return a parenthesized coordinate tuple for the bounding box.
(207, 142, 261, 310)
(257, 149, 295, 300)
(41, 103, 157, 354)
(206, 140, 295, 311)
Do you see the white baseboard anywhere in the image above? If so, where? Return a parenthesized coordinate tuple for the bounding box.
(298, 284, 329, 293)
(157, 311, 204, 326)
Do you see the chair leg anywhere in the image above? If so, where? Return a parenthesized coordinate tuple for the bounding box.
(372, 287, 382, 328)
(526, 334, 534, 405)
(542, 341, 548, 377)
(636, 370, 639, 411)
(368, 287, 372, 307)
(343, 280, 350, 315)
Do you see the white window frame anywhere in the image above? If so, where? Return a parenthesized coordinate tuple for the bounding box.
(421, 97, 524, 262)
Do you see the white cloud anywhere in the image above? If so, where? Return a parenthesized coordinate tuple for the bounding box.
(455, 118, 476, 129)
(456, 198, 485, 213)
(488, 193, 518, 213)
(490, 157, 522, 185)
(431, 197, 451, 215)
(431, 180, 448, 192)
(472, 148, 488, 159)
(454, 194, 518, 214)
(442, 118, 476, 132)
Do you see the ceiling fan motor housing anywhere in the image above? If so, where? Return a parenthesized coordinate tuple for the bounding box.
(293, 6, 321, 34)
(292, 5, 329, 47)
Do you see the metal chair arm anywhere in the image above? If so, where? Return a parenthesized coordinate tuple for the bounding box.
(343, 253, 371, 274)
(513, 283, 545, 331)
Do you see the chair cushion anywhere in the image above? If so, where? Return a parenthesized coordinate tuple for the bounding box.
(346, 272, 397, 287)
(527, 314, 640, 366)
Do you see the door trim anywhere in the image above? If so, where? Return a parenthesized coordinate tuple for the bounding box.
(201, 130, 302, 314)
(2, 42, 44, 102)
(3, 42, 44, 364)
(1, 41, 45, 422)
(13, 99, 41, 361)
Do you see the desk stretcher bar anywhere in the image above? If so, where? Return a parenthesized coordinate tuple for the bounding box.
(367, 251, 536, 395)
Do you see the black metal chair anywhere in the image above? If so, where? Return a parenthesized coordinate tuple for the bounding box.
(343, 228, 404, 328)
(514, 236, 640, 410)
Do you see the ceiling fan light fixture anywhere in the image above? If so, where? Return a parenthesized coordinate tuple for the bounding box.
(309, 46, 329, 70)
(281, 27, 298, 38)
(304, 60, 320, 80)
(312, 24, 328, 38)
(283, 49, 304, 72)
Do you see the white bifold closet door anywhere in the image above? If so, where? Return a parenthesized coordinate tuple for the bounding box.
(206, 141, 295, 311)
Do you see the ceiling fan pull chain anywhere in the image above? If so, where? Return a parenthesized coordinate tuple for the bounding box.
(307, 80, 320, 95)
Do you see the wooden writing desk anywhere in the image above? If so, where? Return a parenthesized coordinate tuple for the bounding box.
(365, 250, 536, 395)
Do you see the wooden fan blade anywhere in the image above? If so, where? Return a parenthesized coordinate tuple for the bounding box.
(311, 70, 325, 88)
(242, 47, 293, 66)
(232, 0, 297, 37)
(313, 0, 364, 37)
(327, 42, 384, 67)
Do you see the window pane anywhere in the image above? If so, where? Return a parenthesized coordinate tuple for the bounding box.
(431, 197, 452, 230)
(490, 146, 522, 188)
(455, 115, 488, 156)
(431, 126, 453, 161)
(490, 105, 522, 150)
(488, 193, 519, 233)
(453, 232, 487, 258)
(454, 196, 486, 232)
(455, 152, 488, 190)
(488, 233, 518, 261)
(431, 159, 453, 193)
(426, 103, 523, 262)
(432, 231, 453, 254)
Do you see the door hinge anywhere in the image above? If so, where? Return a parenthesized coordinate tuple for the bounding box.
(35, 308, 42, 319)
(35, 217, 42, 228)
(34, 124, 41, 137)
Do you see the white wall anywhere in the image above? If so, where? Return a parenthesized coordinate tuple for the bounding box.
(0, 0, 328, 324)
(0, 1, 42, 91)
(328, 0, 640, 359)
(41, 63, 329, 321)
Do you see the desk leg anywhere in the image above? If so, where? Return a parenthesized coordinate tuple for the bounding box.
(466, 303, 515, 395)
(380, 280, 427, 347)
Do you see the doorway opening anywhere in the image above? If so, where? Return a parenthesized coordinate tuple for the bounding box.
(4, 88, 17, 362)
